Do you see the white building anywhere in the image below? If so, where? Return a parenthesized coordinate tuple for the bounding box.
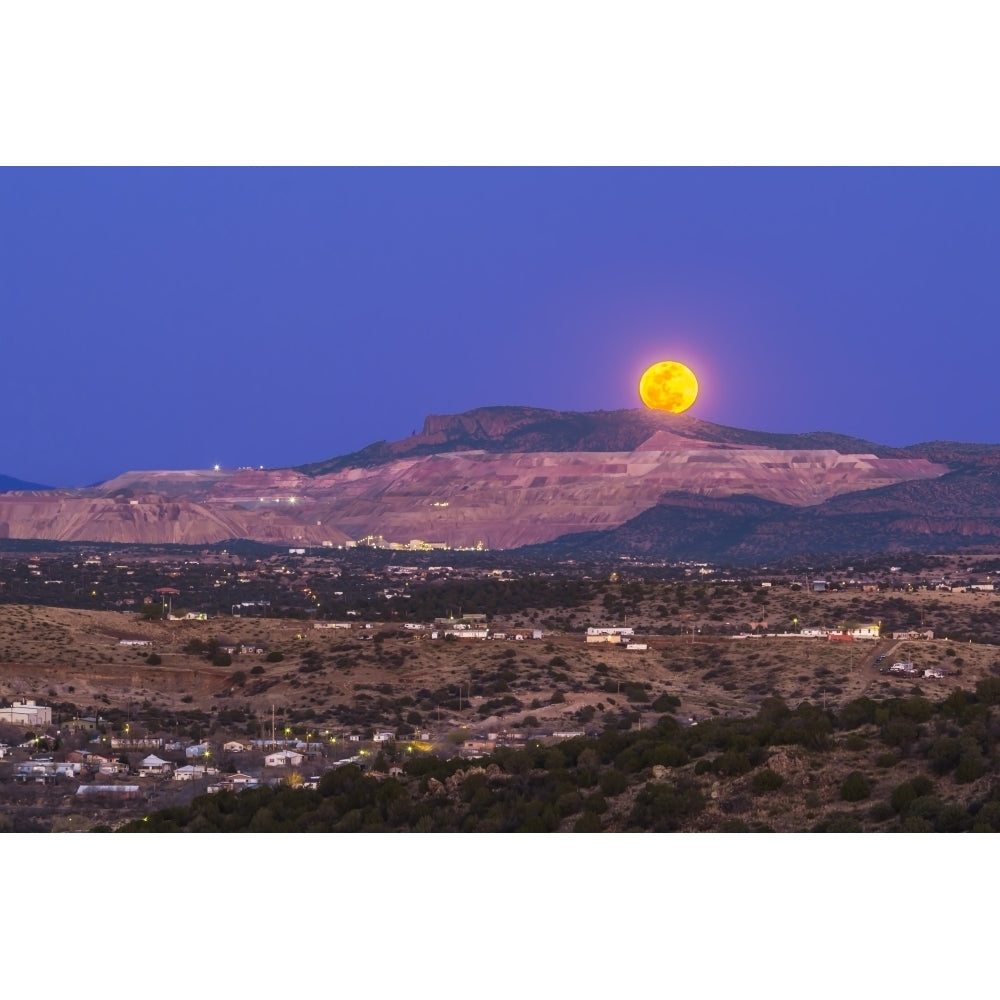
(849, 624, 881, 639)
(0, 700, 52, 727)
(139, 755, 173, 776)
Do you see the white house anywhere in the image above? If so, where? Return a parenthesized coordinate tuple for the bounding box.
(138, 754, 173, 776)
(173, 764, 219, 781)
(849, 624, 881, 639)
(223, 740, 249, 753)
(185, 743, 211, 759)
(264, 749, 304, 767)
(372, 731, 395, 743)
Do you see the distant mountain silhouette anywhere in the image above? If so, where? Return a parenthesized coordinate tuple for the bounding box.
(0, 474, 53, 492)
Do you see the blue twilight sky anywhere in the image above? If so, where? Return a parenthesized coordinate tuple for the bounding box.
(2, 167, 999, 487)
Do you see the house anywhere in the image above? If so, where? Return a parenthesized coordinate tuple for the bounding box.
(264, 749, 304, 767)
(462, 737, 496, 753)
(223, 740, 249, 753)
(222, 771, 259, 787)
(14, 760, 81, 782)
(173, 764, 218, 781)
(138, 755, 173, 776)
(111, 736, 163, 750)
(849, 624, 881, 639)
(372, 731, 395, 743)
(185, 743, 211, 759)
(208, 772, 260, 793)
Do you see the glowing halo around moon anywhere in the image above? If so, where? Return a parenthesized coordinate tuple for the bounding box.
(638, 360, 699, 413)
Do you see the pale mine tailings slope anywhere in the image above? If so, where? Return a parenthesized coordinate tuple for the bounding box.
(0, 424, 947, 548)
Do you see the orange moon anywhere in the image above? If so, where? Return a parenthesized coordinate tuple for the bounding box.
(638, 361, 699, 413)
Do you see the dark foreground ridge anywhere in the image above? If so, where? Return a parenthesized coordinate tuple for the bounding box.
(120, 680, 1000, 833)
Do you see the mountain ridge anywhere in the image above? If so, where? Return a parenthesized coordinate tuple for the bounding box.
(295, 405, 903, 476)
(2, 405, 996, 557)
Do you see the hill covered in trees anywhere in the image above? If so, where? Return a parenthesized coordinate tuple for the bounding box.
(121, 677, 1000, 833)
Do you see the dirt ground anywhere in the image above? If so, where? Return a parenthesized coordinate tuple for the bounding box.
(1, 600, 997, 738)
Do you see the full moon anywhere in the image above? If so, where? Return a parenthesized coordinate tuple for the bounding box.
(638, 361, 699, 413)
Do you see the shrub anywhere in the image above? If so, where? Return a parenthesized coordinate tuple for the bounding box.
(868, 801, 895, 823)
(265, 650, 284, 663)
(955, 756, 985, 784)
(145, 653, 161, 666)
(651, 692, 681, 712)
(929, 737, 962, 775)
(751, 769, 785, 794)
(212, 652, 232, 667)
(574, 811, 603, 832)
(599, 770, 627, 797)
(714, 751, 752, 777)
(891, 781, 917, 814)
(840, 771, 872, 802)
(815, 812, 863, 832)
